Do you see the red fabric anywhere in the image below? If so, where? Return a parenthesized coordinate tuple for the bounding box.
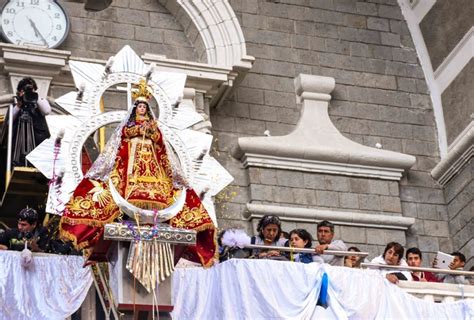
(411, 271, 440, 282)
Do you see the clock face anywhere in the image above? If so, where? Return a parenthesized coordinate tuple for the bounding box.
(0, 0, 70, 48)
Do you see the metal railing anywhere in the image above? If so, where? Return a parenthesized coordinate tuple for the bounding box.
(244, 244, 369, 257)
(361, 262, 474, 276)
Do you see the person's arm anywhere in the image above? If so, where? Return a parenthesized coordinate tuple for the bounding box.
(36, 98, 51, 115)
(425, 272, 441, 283)
(327, 240, 347, 251)
(314, 243, 328, 254)
(453, 275, 469, 285)
(315, 240, 346, 256)
(386, 274, 399, 284)
(11, 104, 20, 120)
(30, 227, 48, 252)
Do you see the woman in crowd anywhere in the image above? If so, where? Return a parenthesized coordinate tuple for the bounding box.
(371, 242, 412, 283)
(251, 215, 287, 260)
(288, 229, 323, 264)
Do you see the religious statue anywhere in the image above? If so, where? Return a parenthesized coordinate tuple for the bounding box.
(59, 80, 216, 267)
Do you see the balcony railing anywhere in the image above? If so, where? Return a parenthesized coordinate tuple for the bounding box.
(397, 281, 474, 302)
(361, 262, 474, 302)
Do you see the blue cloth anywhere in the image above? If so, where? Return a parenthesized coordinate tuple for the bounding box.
(299, 253, 314, 264)
(317, 272, 329, 308)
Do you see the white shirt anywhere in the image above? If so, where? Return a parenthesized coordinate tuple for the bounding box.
(320, 239, 347, 266)
(371, 255, 413, 281)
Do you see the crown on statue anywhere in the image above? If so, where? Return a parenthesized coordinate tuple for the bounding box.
(132, 79, 153, 102)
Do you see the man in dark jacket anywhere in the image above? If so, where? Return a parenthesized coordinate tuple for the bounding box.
(0, 207, 47, 252)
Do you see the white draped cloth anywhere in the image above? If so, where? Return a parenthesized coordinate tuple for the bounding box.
(0, 251, 92, 320)
(172, 259, 474, 319)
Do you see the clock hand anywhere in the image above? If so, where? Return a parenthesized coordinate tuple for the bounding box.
(27, 16, 48, 46)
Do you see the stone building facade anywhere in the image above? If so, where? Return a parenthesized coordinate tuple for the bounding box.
(0, 0, 471, 267)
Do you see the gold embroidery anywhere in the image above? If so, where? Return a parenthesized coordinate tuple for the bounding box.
(124, 136, 174, 202)
(171, 204, 208, 229)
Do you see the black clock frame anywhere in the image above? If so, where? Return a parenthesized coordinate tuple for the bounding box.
(0, 0, 70, 49)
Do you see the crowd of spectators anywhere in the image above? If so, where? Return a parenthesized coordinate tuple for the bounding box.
(1, 209, 471, 286)
(218, 215, 472, 286)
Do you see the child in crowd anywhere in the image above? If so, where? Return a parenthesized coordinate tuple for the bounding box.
(250, 215, 288, 260)
(344, 246, 362, 268)
(371, 242, 412, 283)
(288, 229, 323, 264)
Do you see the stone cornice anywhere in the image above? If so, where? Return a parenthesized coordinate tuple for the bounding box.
(0, 44, 243, 111)
(142, 53, 233, 105)
(431, 120, 473, 185)
(64, 54, 240, 108)
(233, 74, 417, 180)
(0, 44, 71, 101)
(0, 43, 70, 77)
(241, 153, 408, 180)
(245, 203, 415, 231)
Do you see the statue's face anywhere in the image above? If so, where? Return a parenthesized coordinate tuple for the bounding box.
(136, 102, 148, 116)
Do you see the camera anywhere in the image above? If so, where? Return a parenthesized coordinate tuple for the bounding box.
(22, 84, 39, 106)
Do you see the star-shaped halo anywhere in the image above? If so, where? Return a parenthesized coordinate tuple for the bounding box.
(27, 46, 233, 226)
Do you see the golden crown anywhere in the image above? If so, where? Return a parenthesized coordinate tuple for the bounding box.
(131, 79, 153, 102)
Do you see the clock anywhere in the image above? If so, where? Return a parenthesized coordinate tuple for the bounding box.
(0, 0, 70, 48)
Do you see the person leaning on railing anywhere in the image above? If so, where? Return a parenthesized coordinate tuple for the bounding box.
(250, 215, 288, 260)
(406, 247, 439, 282)
(344, 246, 364, 268)
(313, 220, 347, 266)
(433, 252, 470, 285)
(371, 242, 412, 284)
(288, 228, 323, 264)
(0, 208, 47, 252)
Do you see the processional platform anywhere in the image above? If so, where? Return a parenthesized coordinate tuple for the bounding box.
(96, 223, 197, 313)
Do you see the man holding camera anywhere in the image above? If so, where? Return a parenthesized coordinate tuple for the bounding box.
(11, 77, 51, 167)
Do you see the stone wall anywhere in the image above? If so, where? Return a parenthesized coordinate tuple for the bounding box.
(0, 0, 461, 263)
(419, 0, 473, 71)
(213, 0, 450, 261)
(441, 60, 474, 145)
(246, 167, 407, 259)
(444, 160, 473, 268)
(60, 0, 197, 61)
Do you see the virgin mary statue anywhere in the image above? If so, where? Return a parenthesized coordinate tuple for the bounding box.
(60, 80, 216, 266)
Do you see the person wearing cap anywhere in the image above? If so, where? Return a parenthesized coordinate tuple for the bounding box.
(0, 207, 48, 252)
